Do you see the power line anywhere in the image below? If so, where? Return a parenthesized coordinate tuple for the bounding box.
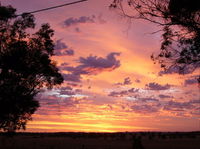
(17, 0, 88, 16)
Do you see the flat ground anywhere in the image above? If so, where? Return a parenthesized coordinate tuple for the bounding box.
(0, 132, 200, 149)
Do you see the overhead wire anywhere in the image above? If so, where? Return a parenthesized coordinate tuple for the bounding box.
(17, 0, 88, 16)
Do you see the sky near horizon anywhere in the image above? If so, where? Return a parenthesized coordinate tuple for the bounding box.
(2, 0, 200, 132)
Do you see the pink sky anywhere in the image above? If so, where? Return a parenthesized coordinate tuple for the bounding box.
(2, 0, 200, 132)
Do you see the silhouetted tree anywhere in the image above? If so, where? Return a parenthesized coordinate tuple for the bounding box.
(110, 0, 200, 83)
(0, 4, 63, 132)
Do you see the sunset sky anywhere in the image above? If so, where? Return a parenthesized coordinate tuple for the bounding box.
(2, 0, 200, 132)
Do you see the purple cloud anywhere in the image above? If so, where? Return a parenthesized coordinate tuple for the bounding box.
(63, 14, 106, 28)
(115, 77, 132, 86)
(54, 39, 68, 50)
(62, 73, 81, 82)
(59, 86, 75, 96)
(55, 49, 74, 56)
(159, 94, 173, 99)
(128, 88, 139, 93)
(60, 86, 73, 91)
(163, 100, 196, 111)
(67, 82, 81, 87)
(184, 78, 198, 86)
(63, 15, 95, 27)
(54, 39, 74, 56)
(108, 90, 128, 97)
(77, 52, 121, 74)
(35, 95, 81, 115)
(139, 97, 159, 102)
(189, 99, 200, 104)
(146, 82, 171, 90)
(190, 107, 200, 116)
(122, 77, 132, 85)
(58, 86, 82, 96)
(60, 53, 120, 83)
(108, 88, 139, 97)
(135, 79, 141, 83)
(131, 104, 160, 113)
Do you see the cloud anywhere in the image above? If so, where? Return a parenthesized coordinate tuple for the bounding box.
(108, 88, 139, 97)
(108, 90, 128, 97)
(135, 79, 141, 83)
(60, 90, 75, 96)
(77, 52, 121, 75)
(126, 96, 161, 114)
(35, 94, 82, 115)
(115, 77, 132, 86)
(67, 82, 81, 87)
(189, 99, 200, 104)
(55, 49, 74, 56)
(159, 94, 173, 99)
(163, 100, 199, 112)
(128, 88, 139, 93)
(60, 52, 120, 82)
(58, 86, 82, 96)
(138, 97, 159, 102)
(131, 104, 160, 113)
(122, 96, 200, 115)
(190, 107, 200, 116)
(145, 82, 171, 90)
(54, 39, 68, 50)
(122, 77, 132, 85)
(184, 78, 198, 86)
(63, 14, 106, 28)
(54, 39, 74, 56)
(35, 86, 89, 116)
(63, 15, 95, 27)
(59, 86, 73, 91)
(62, 73, 81, 82)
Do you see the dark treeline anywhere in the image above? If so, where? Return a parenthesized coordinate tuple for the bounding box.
(0, 131, 199, 139)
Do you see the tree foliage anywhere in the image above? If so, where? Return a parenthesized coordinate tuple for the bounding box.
(0, 4, 63, 132)
(110, 0, 200, 82)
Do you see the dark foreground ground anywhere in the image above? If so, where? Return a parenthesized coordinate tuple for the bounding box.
(0, 132, 200, 149)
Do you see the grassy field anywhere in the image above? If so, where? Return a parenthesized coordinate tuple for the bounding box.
(0, 132, 200, 149)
